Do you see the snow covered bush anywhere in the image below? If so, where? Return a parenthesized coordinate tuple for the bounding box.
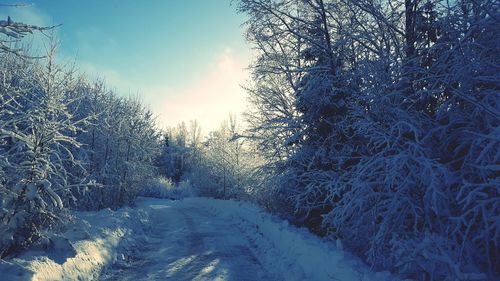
(140, 177, 193, 200)
(174, 180, 194, 199)
(141, 177, 174, 198)
(323, 115, 455, 277)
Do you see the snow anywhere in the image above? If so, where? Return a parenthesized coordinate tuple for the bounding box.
(100, 198, 274, 280)
(103, 197, 398, 280)
(0, 207, 149, 281)
(159, 197, 397, 281)
(1, 197, 398, 280)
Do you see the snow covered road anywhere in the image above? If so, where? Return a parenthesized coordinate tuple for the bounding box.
(100, 199, 273, 281)
(0, 197, 396, 280)
(98, 198, 396, 281)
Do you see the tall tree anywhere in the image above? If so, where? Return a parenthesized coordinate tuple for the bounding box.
(0, 44, 82, 257)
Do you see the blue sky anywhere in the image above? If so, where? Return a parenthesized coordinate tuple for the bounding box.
(0, 1, 252, 132)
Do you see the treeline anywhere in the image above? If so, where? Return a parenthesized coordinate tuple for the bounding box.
(0, 34, 161, 256)
(159, 117, 261, 200)
(234, 0, 499, 280)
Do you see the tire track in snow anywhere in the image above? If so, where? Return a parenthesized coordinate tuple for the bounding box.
(100, 202, 277, 281)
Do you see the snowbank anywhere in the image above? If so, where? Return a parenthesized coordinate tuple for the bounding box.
(0, 207, 149, 281)
(164, 197, 398, 281)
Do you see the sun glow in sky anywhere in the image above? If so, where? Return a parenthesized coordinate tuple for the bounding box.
(0, 0, 252, 133)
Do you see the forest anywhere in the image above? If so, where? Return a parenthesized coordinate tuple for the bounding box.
(1, 1, 499, 280)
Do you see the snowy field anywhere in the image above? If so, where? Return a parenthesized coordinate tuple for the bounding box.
(1, 197, 399, 281)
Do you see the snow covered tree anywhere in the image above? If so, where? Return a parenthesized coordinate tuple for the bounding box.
(176, 116, 262, 200)
(0, 44, 83, 257)
(159, 122, 192, 183)
(0, 7, 164, 257)
(67, 86, 162, 209)
(238, 0, 500, 279)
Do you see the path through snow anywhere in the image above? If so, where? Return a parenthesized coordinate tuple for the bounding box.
(0, 197, 397, 280)
(99, 199, 274, 281)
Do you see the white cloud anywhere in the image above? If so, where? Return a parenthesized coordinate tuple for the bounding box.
(151, 47, 250, 132)
(73, 47, 251, 134)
